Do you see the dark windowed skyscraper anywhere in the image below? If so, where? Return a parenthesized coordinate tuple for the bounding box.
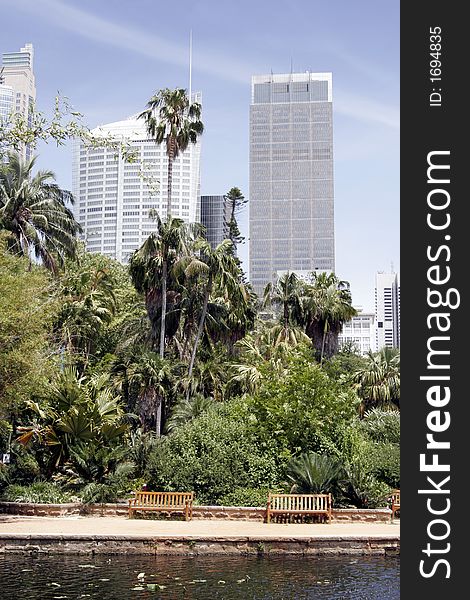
(201, 195, 230, 249)
(249, 72, 335, 295)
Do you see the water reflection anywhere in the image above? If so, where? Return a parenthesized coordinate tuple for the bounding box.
(0, 554, 399, 599)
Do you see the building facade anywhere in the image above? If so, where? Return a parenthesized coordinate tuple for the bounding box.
(375, 271, 400, 349)
(0, 43, 36, 160)
(249, 72, 335, 296)
(72, 108, 201, 263)
(338, 310, 377, 355)
(200, 194, 230, 248)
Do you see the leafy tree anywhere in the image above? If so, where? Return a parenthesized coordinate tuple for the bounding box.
(185, 238, 243, 398)
(263, 271, 304, 331)
(0, 237, 58, 419)
(145, 402, 279, 505)
(0, 94, 137, 162)
(245, 351, 360, 457)
(165, 394, 214, 433)
(353, 347, 400, 413)
(55, 250, 119, 372)
(139, 88, 203, 217)
(17, 368, 128, 477)
(224, 186, 247, 251)
(0, 153, 81, 272)
(112, 349, 174, 435)
(302, 272, 356, 362)
(129, 215, 198, 359)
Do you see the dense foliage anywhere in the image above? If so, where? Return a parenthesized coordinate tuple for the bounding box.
(0, 89, 400, 509)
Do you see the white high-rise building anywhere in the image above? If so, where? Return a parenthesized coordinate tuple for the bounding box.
(249, 72, 335, 296)
(72, 105, 201, 262)
(0, 43, 36, 160)
(375, 272, 400, 349)
(338, 309, 377, 355)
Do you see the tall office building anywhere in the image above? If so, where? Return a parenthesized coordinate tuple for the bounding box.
(200, 194, 230, 248)
(375, 271, 400, 349)
(0, 43, 36, 160)
(72, 105, 201, 262)
(249, 72, 335, 296)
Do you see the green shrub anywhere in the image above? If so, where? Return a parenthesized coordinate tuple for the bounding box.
(339, 464, 391, 508)
(3, 449, 41, 486)
(367, 442, 400, 489)
(360, 409, 400, 444)
(145, 404, 280, 505)
(1, 482, 79, 503)
(245, 355, 360, 457)
(285, 452, 343, 494)
(218, 487, 278, 508)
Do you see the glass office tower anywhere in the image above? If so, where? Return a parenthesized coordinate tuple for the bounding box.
(1, 43, 36, 160)
(201, 194, 230, 249)
(249, 72, 335, 296)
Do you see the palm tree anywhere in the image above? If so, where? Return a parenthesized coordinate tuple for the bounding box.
(165, 394, 214, 433)
(263, 271, 304, 334)
(0, 152, 80, 272)
(185, 238, 242, 399)
(286, 452, 343, 494)
(139, 88, 203, 217)
(112, 349, 174, 435)
(56, 264, 117, 371)
(129, 215, 197, 357)
(17, 368, 128, 473)
(353, 347, 400, 414)
(303, 273, 356, 363)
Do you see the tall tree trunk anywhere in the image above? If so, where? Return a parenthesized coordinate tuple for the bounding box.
(159, 259, 167, 360)
(187, 277, 212, 401)
(167, 138, 174, 218)
(156, 258, 168, 437)
(320, 319, 329, 365)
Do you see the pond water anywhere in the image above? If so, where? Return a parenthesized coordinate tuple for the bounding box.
(0, 554, 399, 599)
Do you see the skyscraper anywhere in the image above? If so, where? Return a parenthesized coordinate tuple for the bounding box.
(72, 105, 202, 263)
(375, 271, 400, 349)
(200, 195, 229, 248)
(249, 72, 335, 296)
(0, 43, 36, 160)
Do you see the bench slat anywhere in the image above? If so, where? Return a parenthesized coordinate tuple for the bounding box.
(267, 493, 332, 524)
(129, 491, 194, 520)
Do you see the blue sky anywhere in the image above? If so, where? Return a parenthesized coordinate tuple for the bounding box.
(1, 0, 399, 311)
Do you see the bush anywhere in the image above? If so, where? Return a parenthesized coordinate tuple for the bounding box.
(367, 442, 400, 489)
(145, 403, 280, 505)
(360, 409, 400, 443)
(285, 452, 343, 494)
(245, 355, 360, 457)
(339, 464, 391, 508)
(218, 487, 279, 508)
(1, 482, 79, 503)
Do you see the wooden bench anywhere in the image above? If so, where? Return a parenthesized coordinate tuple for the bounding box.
(390, 489, 400, 521)
(266, 493, 332, 524)
(128, 491, 194, 520)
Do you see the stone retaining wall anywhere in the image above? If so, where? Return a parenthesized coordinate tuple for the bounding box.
(0, 534, 399, 556)
(0, 502, 392, 523)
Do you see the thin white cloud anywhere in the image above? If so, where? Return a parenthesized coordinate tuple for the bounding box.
(8, 0, 399, 129)
(10, 0, 252, 84)
(335, 91, 399, 129)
